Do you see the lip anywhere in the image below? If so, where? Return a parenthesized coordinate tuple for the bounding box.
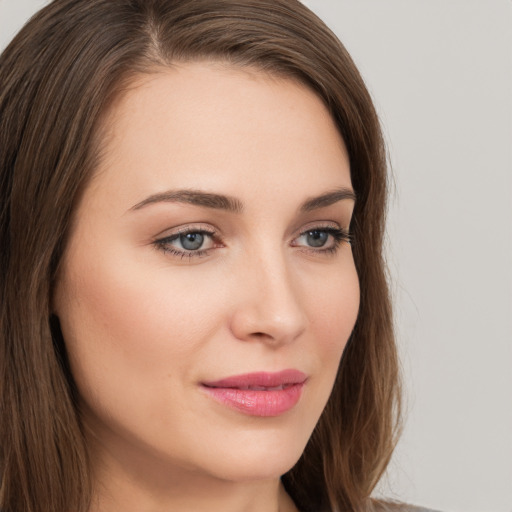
(201, 369, 307, 417)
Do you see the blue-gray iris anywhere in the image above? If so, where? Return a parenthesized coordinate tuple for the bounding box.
(306, 230, 328, 247)
(181, 232, 204, 250)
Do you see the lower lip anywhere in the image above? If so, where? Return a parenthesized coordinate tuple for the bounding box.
(201, 383, 304, 417)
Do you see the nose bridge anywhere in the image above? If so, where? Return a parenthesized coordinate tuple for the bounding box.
(230, 244, 307, 345)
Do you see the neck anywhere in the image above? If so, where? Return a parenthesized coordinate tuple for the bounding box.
(86, 435, 299, 512)
(90, 470, 297, 512)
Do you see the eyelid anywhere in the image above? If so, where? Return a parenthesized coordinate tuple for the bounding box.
(151, 223, 223, 261)
(151, 220, 351, 261)
(291, 220, 344, 240)
(291, 221, 352, 251)
(295, 220, 340, 231)
(152, 222, 219, 240)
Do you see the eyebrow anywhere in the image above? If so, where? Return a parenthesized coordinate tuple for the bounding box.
(300, 187, 356, 212)
(130, 189, 244, 213)
(129, 186, 355, 213)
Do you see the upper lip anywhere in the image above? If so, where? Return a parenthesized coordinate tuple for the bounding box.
(202, 369, 307, 389)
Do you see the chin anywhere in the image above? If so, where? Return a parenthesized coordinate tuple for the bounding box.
(203, 452, 301, 483)
(187, 425, 309, 483)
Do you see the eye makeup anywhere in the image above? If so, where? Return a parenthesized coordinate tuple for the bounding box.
(153, 224, 221, 260)
(292, 226, 351, 256)
(152, 222, 352, 261)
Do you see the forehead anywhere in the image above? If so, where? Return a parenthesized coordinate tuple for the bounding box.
(87, 62, 351, 211)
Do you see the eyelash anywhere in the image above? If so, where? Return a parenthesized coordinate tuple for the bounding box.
(153, 225, 352, 260)
(153, 227, 219, 260)
(294, 227, 352, 255)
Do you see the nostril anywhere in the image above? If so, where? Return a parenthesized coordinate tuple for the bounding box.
(249, 331, 275, 341)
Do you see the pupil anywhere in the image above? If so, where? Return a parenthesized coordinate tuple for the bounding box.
(180, 232, 204, 250)
(307, 230, 328, 247)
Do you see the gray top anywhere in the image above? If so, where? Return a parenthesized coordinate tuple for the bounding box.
(408, 507, 442, 512)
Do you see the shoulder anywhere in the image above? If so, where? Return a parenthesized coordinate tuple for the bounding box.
(373, 502, 443, 512)
(408, 508, 442, 512)
(407, 508, 442, 512)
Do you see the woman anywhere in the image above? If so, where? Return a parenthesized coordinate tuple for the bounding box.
(0, 1, 411, 511)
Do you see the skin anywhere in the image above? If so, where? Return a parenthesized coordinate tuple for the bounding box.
(54, 62, 360, 512)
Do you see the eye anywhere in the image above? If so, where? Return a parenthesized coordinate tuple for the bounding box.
(293, 226, 351, 253)
(179, 232, 206, 251)
(301, 229, 330, 248)
(153, 227, 218, 258)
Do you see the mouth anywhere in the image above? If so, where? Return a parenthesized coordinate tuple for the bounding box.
(201, 369, 307, 417)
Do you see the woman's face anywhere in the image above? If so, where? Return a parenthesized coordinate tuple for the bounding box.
(54, 63, 359, 486)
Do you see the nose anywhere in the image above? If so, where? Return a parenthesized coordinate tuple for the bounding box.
(229, 252, 307, 347)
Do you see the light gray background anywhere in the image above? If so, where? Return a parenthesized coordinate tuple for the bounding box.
(1, 1, 511, 511)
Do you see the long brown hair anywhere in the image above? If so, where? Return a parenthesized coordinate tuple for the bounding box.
(0, 1, 401, 511)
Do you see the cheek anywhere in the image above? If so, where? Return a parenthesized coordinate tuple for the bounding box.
(296, 256, 360, 398)
(54, 245, 222, 414)
(282, 259, 359, 442)
(306, 262, 360, 354)
(53, 236, 360, 480)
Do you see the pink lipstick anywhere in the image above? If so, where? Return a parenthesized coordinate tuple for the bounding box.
(201, 369, 307, 417)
